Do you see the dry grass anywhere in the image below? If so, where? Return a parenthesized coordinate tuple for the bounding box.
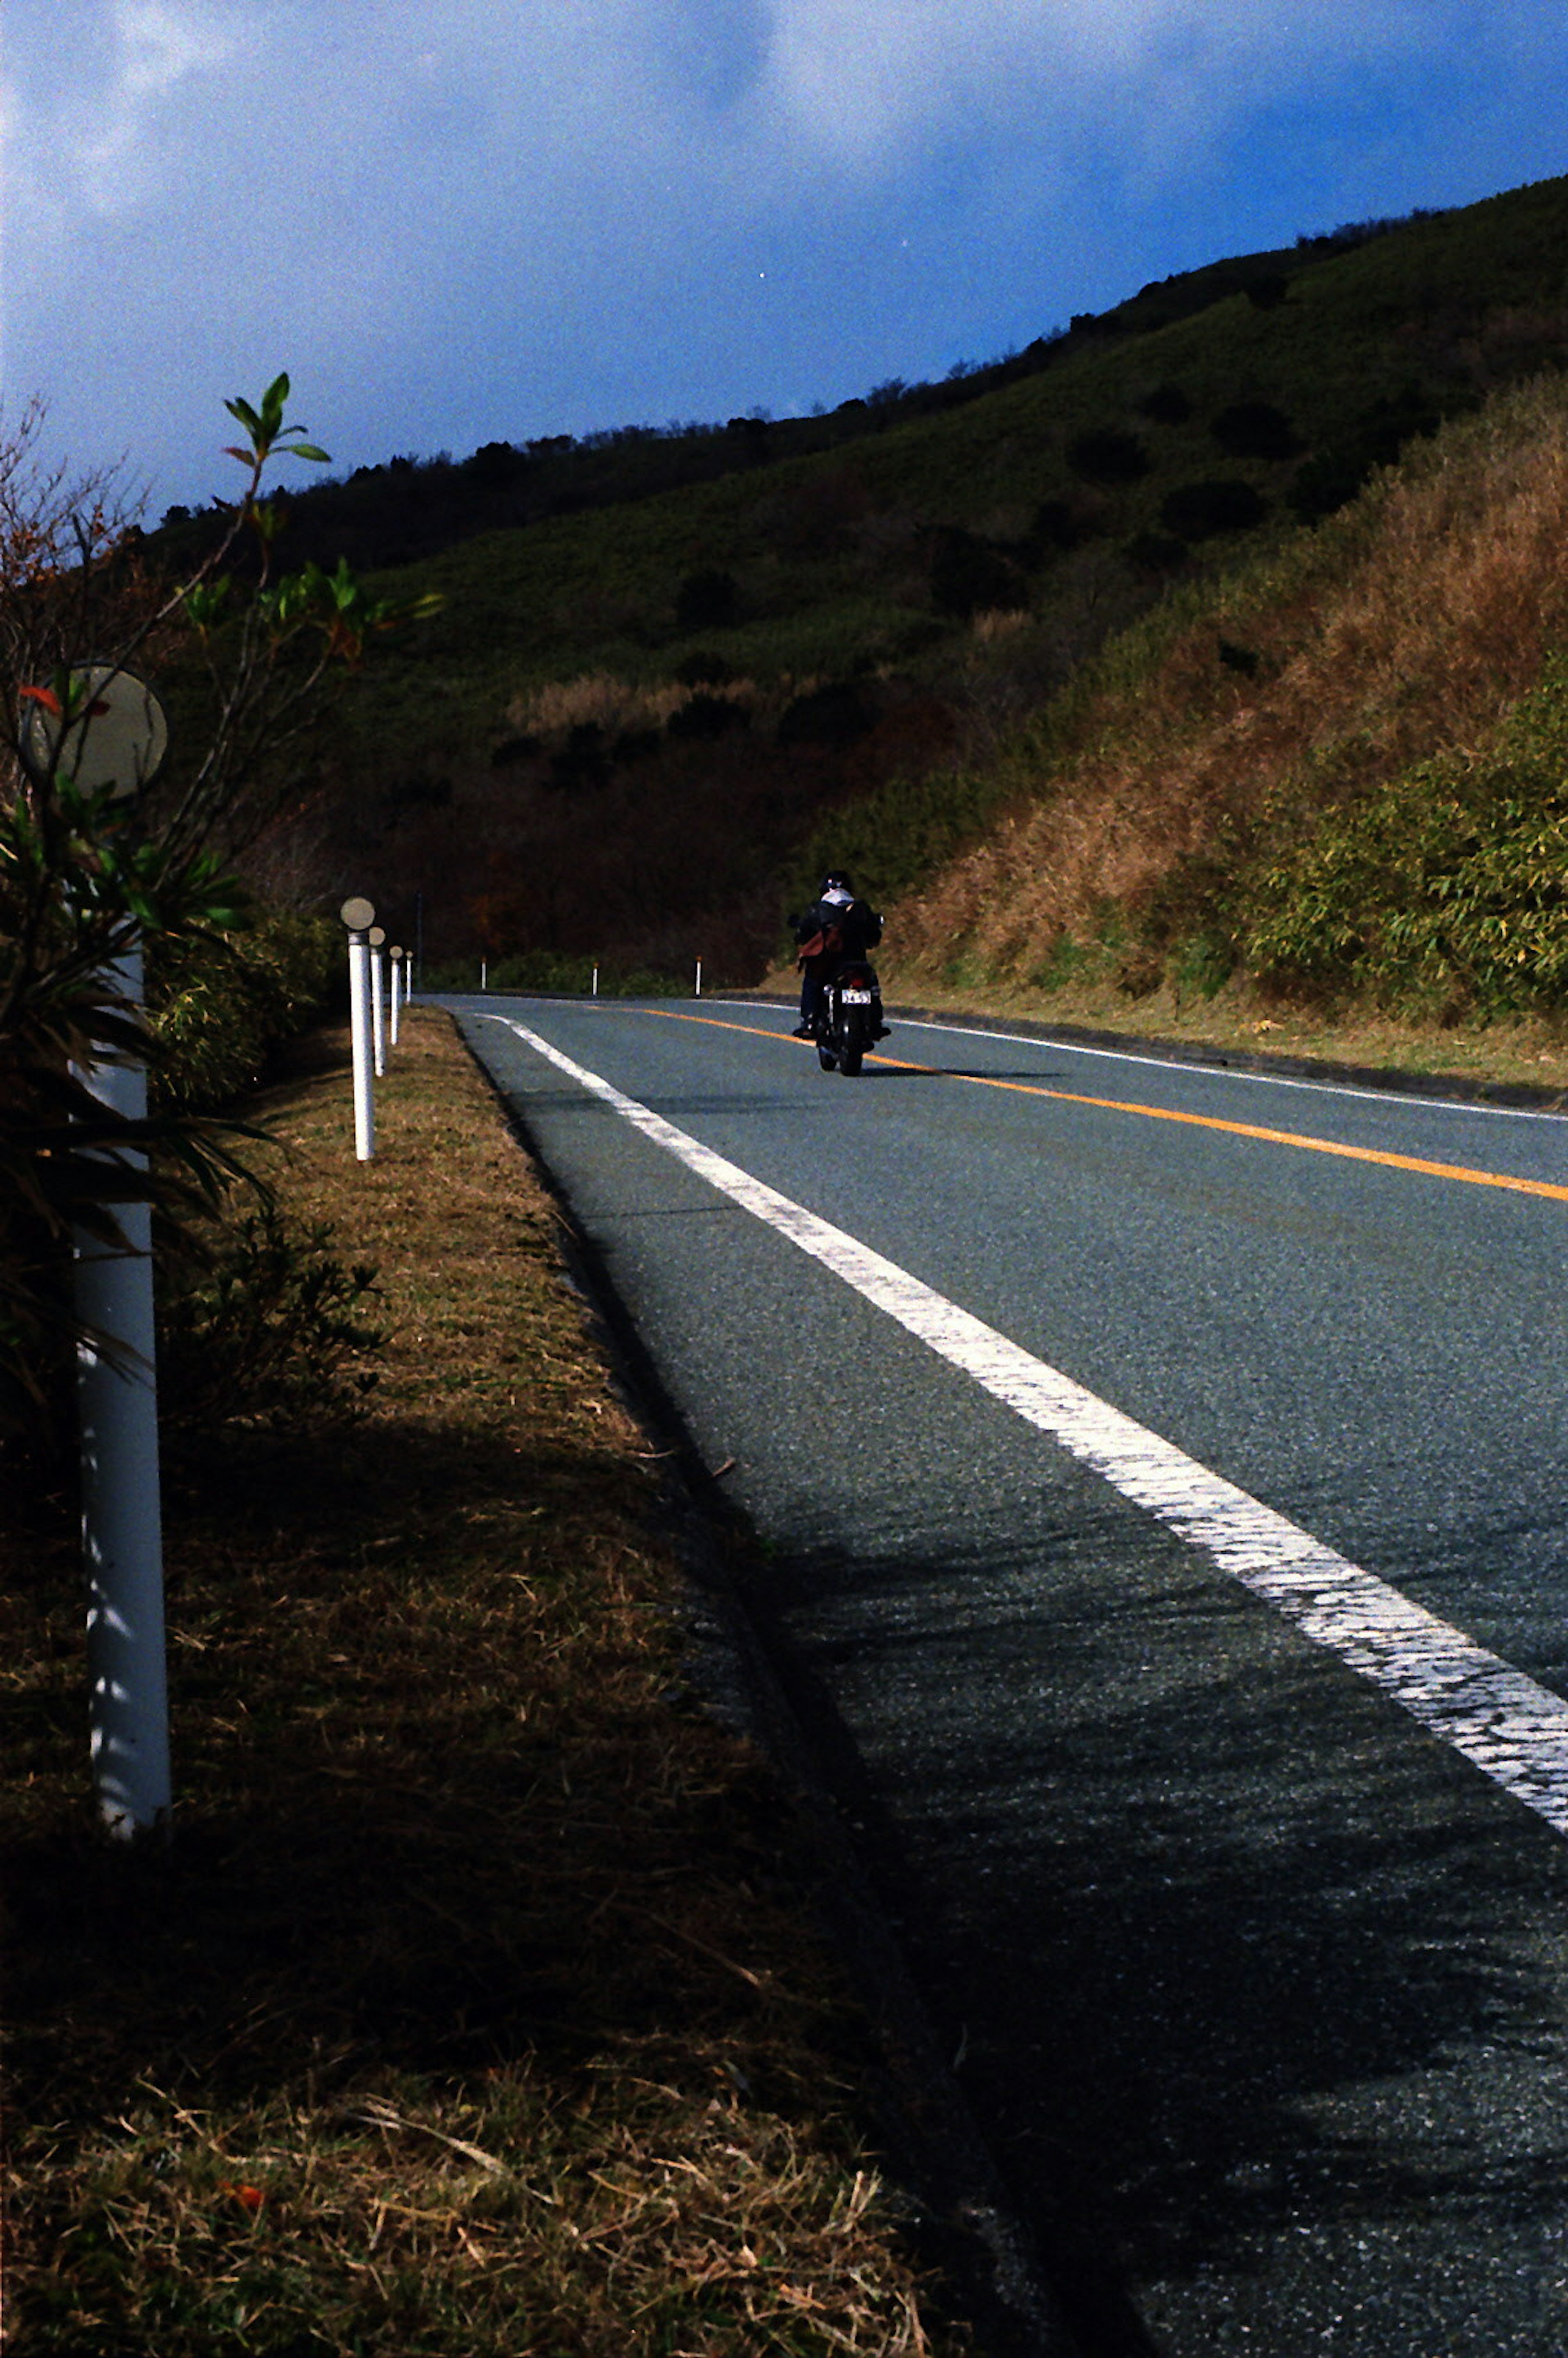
(889, 376, 1568, 987)
(507, 672, 759, 739)
(0, 1014, 961, 2356)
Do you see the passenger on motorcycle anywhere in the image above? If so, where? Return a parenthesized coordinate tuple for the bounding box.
(789, 871, 885, 1038)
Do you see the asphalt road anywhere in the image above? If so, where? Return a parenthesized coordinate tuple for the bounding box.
(451, 993, 1568, 2356)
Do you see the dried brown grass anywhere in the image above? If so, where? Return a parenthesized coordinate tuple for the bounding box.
(889, 377, 1568, 987)
(0, 1014, 960, 2356)
(508, 671, 758, 738)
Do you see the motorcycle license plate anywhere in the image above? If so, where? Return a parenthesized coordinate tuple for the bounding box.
(840, 988, 873, 1004)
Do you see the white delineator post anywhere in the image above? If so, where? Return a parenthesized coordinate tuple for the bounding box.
(341, 897, 376, 1161)
(591, 964, 599, 998)
(369, 923, 387, 1076)
(76, 941, 172, 1840)
(19, 664, 174, 1841)
(389, 946, 403, 1047)
(695, 958, 703, 998)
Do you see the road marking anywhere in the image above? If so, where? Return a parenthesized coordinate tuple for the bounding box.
(886, 1013, 1568, 1123)
(485, 1012, 1568, 1839)
(642, 1006, 1568, 1207)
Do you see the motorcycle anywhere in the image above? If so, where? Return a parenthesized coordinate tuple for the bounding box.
(813, 958, 886, 1076)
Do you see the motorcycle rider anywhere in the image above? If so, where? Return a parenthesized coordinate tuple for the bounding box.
(789, 870, 886, 1038)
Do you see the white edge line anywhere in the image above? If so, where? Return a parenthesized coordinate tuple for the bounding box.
(484, 1012, 1568, 1841)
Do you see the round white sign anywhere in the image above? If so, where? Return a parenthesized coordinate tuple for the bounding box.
(21, 665, 168, 796)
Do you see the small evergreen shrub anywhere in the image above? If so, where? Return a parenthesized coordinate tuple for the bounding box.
(1210, 401, 1299, 461)
(1065, 426, 1152, 485)
(929, 527, 1028, 620)
(777, 680, 877, 748)
(147, 913, 336, 1112)
(666, 693, 748, 740)
(675, 567, 741, 632)
(1159, 479, 1269, 540)
(1136, 382, 1193, 425)
(1125, 530, 1188, 573)
(1243, 661, 1568, 1013)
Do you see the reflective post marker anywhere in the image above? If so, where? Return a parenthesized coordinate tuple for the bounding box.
(341, 897, 376, 1160)
(389, 946, 403, 1048)
(76, 943, 171, 1839)
(369, 924, 387, 1077)
(695, 959, 703, 998)
(20, 665, 175, 1840)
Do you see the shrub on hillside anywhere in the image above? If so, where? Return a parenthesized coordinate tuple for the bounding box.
(777, 680, 877, 749)
(1031, 497, 1096, 552)
(1210, 401, 1300, 461)
(1136, 382, 1193, 425)
(1065, 426, 1152, 485)
(929, 527, 1028, 620)
(1125, 530, 1188, 574)
(1244, 663, 1568, 1013)
(548, 722, 612, 790)
(675, 567, 742, 632)
(666, 692, 748, 740)
(1287, 388, 1450, 523)
(675, 651, 735, 686)
(1159, 479, 1269, 539)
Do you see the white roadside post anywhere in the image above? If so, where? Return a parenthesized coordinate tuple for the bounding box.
(591, 963, 599, 997)
(368, 923, 387, 1076)
(24, 666, 174, 1840)
(694, 958, 703, 998)
(76, 934, 171, 1839)
(480, 956, 488, 992)
(389, 945, 403, 1047)
(340, 897, 376, 1161)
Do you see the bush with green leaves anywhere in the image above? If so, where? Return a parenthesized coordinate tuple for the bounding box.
(147, 910, 336, 1110)
(1243, 657, 1568, 1014)
(0, 376, 430, 1441)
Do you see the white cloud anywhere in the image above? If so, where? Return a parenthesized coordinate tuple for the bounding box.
(15, 2, 241, 222)
(744, 0, 1446, 165)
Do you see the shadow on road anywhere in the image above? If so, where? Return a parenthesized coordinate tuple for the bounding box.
(733, 1512, 1568, 2350)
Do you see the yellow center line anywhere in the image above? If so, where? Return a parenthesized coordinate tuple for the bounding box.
(639, 1005, 1568, 1206)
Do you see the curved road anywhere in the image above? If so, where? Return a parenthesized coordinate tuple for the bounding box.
(453, 993, 1568, 2357)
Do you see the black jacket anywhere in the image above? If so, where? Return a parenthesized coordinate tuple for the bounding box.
(793, 894, 882, 965)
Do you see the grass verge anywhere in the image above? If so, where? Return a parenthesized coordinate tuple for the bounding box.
(1, 1011, 962, 2357)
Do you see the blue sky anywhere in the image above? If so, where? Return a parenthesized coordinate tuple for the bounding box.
(4, 3, 1568, 519)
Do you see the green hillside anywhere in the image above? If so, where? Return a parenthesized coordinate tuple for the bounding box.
(237, 174, 1568, 994)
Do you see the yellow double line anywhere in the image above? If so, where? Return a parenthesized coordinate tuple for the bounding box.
(644, 1006, 1568, 1207)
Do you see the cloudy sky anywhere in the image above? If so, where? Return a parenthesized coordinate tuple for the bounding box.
(4, 3, 1567, 518)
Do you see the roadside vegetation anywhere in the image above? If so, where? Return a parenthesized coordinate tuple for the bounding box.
(1, 1012, 963, 2356)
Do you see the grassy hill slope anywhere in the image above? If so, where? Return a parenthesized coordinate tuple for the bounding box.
(875, 374, 1568, 1032)
(237, 174, 1568, 992)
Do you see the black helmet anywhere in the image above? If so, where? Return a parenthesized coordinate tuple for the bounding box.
(819, 869, 855, 894)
